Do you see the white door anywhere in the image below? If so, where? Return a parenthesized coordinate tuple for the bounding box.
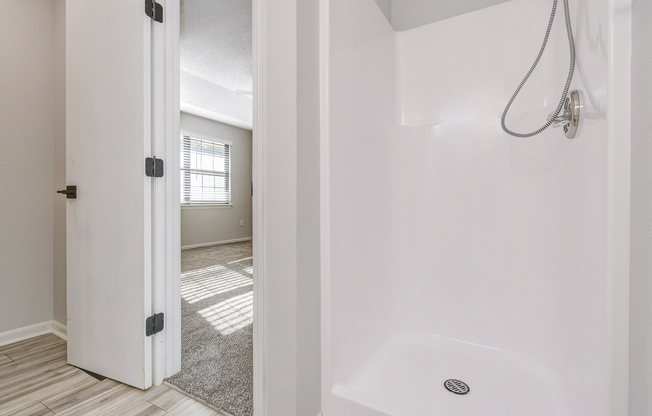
(65, 0, 155, 389)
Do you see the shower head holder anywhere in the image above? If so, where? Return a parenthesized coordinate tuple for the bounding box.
(549, 90, 580, 139)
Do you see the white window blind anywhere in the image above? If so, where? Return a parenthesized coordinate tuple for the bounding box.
(180, 135, 231, 204)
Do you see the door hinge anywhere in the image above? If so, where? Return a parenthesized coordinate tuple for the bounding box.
(145, 157, 164, 178)
(146, 313, 164, 336)
(145, 0, 163, 23)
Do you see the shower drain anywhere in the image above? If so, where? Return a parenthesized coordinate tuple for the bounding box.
(444, 379, 470, 395)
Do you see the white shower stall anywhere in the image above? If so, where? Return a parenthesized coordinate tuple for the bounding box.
(320, 0, 631, 415)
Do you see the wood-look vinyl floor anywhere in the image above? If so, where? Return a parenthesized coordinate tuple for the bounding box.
(0, 335, 223, 416)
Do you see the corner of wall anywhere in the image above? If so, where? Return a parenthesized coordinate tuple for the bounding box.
(53, 0, 68, 327)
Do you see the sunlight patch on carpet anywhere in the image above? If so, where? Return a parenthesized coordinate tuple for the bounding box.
(198, 291, 253, 335)
(181, 264, 253, 304)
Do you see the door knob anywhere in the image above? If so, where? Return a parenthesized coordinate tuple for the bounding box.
(57, 185, 77, 199)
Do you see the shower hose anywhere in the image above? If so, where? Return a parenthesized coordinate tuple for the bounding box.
(501, 0, 576, 138)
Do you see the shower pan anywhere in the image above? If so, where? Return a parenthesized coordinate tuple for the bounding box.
(320, 0, 632, 415)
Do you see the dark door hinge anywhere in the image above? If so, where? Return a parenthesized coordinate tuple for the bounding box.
(146, 313, 164, 336)
(145, 0, 163, 23)
(146, 157, 164, 178)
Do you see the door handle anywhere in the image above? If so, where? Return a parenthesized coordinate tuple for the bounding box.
(57, 185, 77, 199)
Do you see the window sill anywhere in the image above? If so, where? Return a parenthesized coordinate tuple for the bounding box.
(181, 204, 233, 210)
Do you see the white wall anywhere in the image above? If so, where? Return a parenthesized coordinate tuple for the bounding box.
(629, 0, 652, 413)
(297, 0, 321, 414)
(260, 0, 298, 412)
(0, 0, 56, 333)
(256, 0, 324, 413)
(180, 112, 252, 248)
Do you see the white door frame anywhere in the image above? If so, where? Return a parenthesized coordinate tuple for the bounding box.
(156, 0, 266, 414)
(251, 0, 266, 413)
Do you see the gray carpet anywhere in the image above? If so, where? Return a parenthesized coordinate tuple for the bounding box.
(166, 241, 253, 416)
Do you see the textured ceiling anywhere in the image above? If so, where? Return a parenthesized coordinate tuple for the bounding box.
(375, 0, 511, 31)
(181, 0, 509, 128)
(180, 0, 252, 129)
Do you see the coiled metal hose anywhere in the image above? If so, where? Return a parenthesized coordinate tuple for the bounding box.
(501, 0, 576, 138)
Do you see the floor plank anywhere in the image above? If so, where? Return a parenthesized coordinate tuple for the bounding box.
(164, 399, 219, 416)
(0, 345, 67, 381)
(0, 365, 79, 406)
(56, 384, 145, 416)
(147, 388, 191, 412)
(101, 385, 170, 416)
(0, 335, 59, 356)
(0, 359, 68, 392)
(0, 336, 221, 416)
(117, 402, 167, 416)
(5, 337, 65, 361)
(6, 403, 54, 416)
(0, 372, 97, 415)
(42, 378, 121, 413)
(7, 344, 66, 366)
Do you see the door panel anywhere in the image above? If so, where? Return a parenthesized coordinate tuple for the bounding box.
(66, 0, 152, 389)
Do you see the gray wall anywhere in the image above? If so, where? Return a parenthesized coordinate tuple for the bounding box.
(53, 0, 67, 327)
(0, 0, 57, 333)
(630, 0, 652, 413)
(180, 112, 252, 248)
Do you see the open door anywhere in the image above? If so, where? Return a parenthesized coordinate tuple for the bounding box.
(65, 0, 156, 389)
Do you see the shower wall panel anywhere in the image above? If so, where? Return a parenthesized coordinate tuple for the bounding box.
(391, 0, 610, 413)
(327, 0, 397, 383)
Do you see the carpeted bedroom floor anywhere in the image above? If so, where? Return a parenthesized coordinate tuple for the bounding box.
(165, 241, 253, 416)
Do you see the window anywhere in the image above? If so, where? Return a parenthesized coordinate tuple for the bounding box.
(180, 134, 231, 205)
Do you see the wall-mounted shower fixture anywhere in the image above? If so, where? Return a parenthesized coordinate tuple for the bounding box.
(501, 0, 579, 139)
(548, 90, 580, 139)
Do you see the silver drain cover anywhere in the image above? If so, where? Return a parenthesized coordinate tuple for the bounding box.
(444, 379, 470, 395)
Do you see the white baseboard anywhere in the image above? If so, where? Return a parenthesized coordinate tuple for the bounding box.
(0, 320, 68, 347)
(0, 321, 53, 347)
(51, 321, 67, 341)
(181, 237, 252, 250)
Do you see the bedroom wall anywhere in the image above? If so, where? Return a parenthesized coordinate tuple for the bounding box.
(180, 112, 253, 248)
(0, 0, 56, 334)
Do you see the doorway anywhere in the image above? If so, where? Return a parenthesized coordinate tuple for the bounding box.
(164, 1, 254, 416)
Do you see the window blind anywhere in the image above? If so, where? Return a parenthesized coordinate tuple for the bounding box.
(180, 135, 231, 204)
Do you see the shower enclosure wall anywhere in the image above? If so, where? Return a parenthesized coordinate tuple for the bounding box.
(320, 0, 631, 415)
